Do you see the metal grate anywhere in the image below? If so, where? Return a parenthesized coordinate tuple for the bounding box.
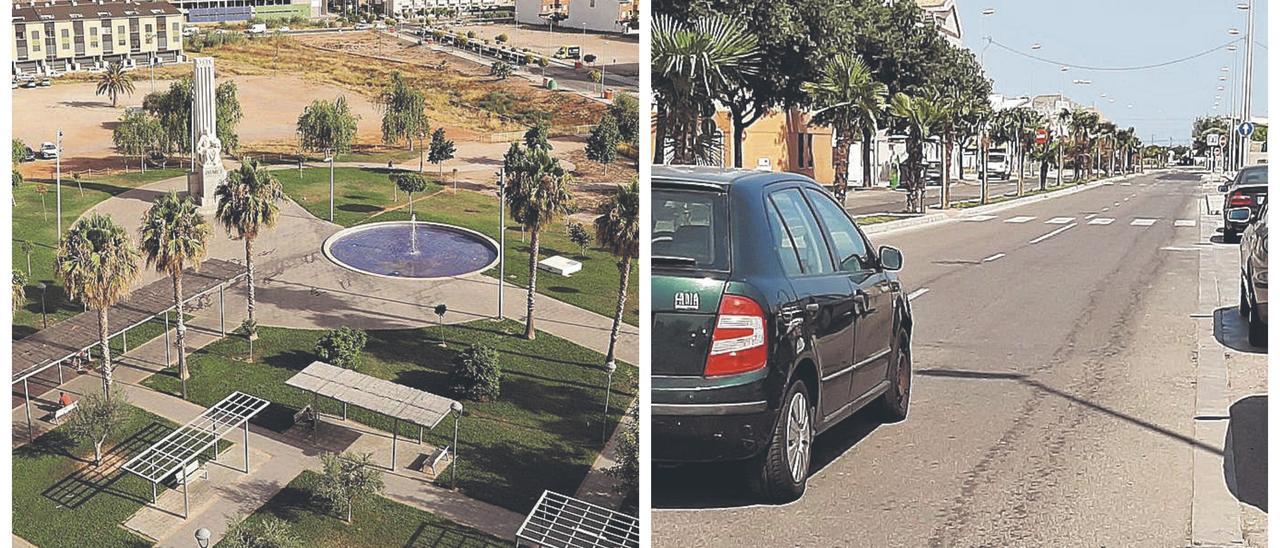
(516, 491, 639, 548)
(121, 391, 270, 483)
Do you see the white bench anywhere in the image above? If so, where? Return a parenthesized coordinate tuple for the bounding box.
(166, 459, 207, 487)
(428, 445, 451, 475)
(51, 402, 78, 423)
(537, 255, 582, 277)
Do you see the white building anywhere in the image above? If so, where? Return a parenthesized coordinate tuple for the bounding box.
(389, 0, 510, 16)
(514, 0, 638, 34)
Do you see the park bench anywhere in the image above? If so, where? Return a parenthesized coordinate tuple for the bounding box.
(165, 459, 207, 487)
(50, 401, 78, 423)
(292, 405, 315, 428)
(428, 445, 451, 475)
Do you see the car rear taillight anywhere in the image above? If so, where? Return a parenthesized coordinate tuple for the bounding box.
(705, 295, 768, 377)
(1230, 192, 1255, 207)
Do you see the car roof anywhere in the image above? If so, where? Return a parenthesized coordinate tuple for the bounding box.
(652, 165, 818, 190)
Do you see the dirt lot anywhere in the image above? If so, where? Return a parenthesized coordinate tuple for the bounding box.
(447, 22, 638, 78)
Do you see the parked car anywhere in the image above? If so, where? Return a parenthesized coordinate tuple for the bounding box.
(21, 80, 38, 89)
(247, 23, 267, 35)
(986, 150, 1010, 180)
(18, 145, 35, 162)
(1236, 201, 1268, 346)
(38, 142, 59, 159)
(1218, 164, 1268, 242)
(651, 165, 914, 503)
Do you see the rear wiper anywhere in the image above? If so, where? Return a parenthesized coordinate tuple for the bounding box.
(652, 255, 698, 266)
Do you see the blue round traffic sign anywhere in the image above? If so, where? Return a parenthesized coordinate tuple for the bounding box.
(1238, 121, 1255, 137)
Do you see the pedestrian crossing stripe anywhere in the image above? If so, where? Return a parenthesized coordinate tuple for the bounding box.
(1174, 220, 1196, 227)
(1088, 218, 1116, 225)
(1046, 217, 1075, 224)
(962, 215, 997, 222)
(1005, 216, 1036, 223)
(1103, 182, 1115, 185)
(1121, 182, 1132, 186)
(1131, 218, 1157, 226)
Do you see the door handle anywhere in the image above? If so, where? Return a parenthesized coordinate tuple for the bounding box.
(854, 292, 872, 318)
(805, 303, 820, 313)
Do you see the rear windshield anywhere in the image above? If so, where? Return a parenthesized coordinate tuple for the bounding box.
(1237, 168, 1268, 186)
(653, 188, 730, 270)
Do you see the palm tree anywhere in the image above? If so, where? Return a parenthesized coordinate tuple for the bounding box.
(12, 270, 27, 314)
(888, 92, 944, 214)
(215, 159, 282, 329)
(95, 62, 135, 108)
(503, 144, 573, 340)
(651, 14, 758, 165)
(140, 191, 209, 400)
(593, 178, 638, 367)
(802, 54, 887, 203)
(57, 213, 140, 396)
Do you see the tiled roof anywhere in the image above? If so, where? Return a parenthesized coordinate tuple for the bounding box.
(12, 0, 180, 23)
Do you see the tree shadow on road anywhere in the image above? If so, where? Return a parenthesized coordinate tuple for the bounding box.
(1225, 395, 1266, 512)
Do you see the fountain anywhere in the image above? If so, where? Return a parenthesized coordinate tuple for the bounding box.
(322, 219, 499, 280)
(410, 213, 418, 254)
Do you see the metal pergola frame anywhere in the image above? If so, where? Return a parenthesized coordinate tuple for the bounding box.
(12, 263, 244, 440)
(516, 490, 640, 548)
(121, 391, 270, 518)
(285, 361, 461, 470)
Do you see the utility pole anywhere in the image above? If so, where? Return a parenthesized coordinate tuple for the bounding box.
(55, 129, 63, 239)
(1240, 0, 1256, 169)
(497, 168, 505, 320)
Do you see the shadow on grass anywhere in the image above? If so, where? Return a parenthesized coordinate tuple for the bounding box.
(40, 422, 170, 510)
(405, 520, 506, 547)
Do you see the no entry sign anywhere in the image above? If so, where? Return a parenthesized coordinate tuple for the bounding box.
(1035, 128, 1048, 145)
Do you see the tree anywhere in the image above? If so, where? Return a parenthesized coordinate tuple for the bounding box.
(221, 516, 301, 548)
(652, 14, 759, 165)
(20, 240, 33, 277)
(495, 33, 509, 44)
(315, 326, 368, 370)
(12, 270, 27, 314)
(887, 92, 943, 214)
(377, 72, 428, 150)
(585, 113, 621, 174)
(433, 303, 448, 345)
(143, 78, 242, 154)
(297, 96, 360, 157)
(140, 191, 210, 399)
(490, 60, 514, 80)
(66, 391, 130, 466)
(802, 53, 887, 202)
(314, 452, 384, 524)
(607, 93, 640, 145)
(449, 344, 501, 401)
(593, 179, 638, 367)
(427, 127, 456, 178)
(568, 222, 592, 256)
(393, 173, 428, 216)
(58, 213, 140, 396)
(215, 159, 283, 328)
(95, 62, 135, 108)
(503, 143, 574, 340)
(113, 109, 162, 172)
(523, 122, 551, 151)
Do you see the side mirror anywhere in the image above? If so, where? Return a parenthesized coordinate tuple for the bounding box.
(1218, 184, 1230, 193)
(1227, 207, 1253, 224)
(879, 246, 903, 272)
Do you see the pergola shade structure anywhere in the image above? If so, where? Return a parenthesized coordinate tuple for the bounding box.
(517, 490, 640, 548)
(121, 391, 270, 518)
(12, 259, 245, 439)
(285, 361, 462, 470)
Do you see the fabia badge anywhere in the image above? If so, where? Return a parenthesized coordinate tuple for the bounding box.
(674, 291, 700, 310)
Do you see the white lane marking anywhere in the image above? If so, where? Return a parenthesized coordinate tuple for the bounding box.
(1088, 217, 1116, 225)
(1161, 246, 1199, 252)
(1005, 216, 1036, 224)
(1174, 219, 1197, 227)
(1114, 202, 1121, 206)
(1103, 181, 1115, 186)
(1030, 223, 1077, 244)
(962, 214, 998, 222)
(982, 253, 1006, 263)
(907, 288, 930, 301)
(1085, 213, 1098, 220)
(1121, 182, 1132, 186)
(1124, 197, 1131, 202)
(1131, 218, 1157, 226)
(1102, 207, 1110, 212)
(1046, 217, 1075, 224)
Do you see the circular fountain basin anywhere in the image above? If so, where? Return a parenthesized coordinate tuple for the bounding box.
(322, 221, 500, 280)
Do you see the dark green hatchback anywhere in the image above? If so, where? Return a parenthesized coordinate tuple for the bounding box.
(652, 166, 914, 502)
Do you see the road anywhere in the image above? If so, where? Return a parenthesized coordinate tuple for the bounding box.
(652, 170, 1266, 546)
(843, 173, 1093, 217)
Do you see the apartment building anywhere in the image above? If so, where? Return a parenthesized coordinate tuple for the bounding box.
(515, 0, 639, 34)
(13, 0, 184, 76)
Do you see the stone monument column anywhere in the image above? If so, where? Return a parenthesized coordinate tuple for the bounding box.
(187, 57, 225, 213)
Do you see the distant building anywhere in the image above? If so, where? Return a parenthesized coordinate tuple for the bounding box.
(12, 0, 184, 76)
(915, 0, 962, 46)
(514, 0, 639, 34)
(383, 0, 513, 18)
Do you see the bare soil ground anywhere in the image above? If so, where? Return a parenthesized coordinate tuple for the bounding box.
(447, 22, 639, 77)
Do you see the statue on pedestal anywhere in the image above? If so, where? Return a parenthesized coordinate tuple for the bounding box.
(187, 57, 225, 212)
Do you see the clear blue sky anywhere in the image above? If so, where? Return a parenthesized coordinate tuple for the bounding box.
(957, 0, 1268, 145)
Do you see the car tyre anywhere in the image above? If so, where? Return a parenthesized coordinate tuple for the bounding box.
(752, 380, 812, 503)
(876, 331, 912, 422)
(1248, 303, 1267, 347)
(1240, 278, 1252, 316)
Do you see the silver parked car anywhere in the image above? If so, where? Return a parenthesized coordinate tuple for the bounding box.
(1236, 201, 1268, 346)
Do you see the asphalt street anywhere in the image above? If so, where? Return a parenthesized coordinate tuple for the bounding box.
(844, 174, 1087, 217)
(653, 170, 1253, 546)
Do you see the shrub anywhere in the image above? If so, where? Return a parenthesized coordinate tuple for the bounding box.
(449, 344, 501, 401)
(314, 326, 368, 370)
(314, 452, 384, 524)
(583, 53, 597, 64)
(568, 222, 592, 256)
(495, 33, 508, 43)
(221, 516, 301, 548)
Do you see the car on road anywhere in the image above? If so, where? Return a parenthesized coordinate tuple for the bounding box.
(16, 144, 34, 162)
(986, 150, 1010, 180)
(1237, 201, 1267, 346)
(652, 165, 914, 503)
(1218, 164, 1268, 242)
(38, 142, 59, 159)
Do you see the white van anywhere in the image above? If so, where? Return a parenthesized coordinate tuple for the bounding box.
(247, 23, 267, 35)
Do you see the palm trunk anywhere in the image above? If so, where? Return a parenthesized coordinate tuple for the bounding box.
(604, 256, 631, 365)
(524, 230, 539, 340)
(246, 236, 256, 325)
(98, 307, 112, 397)
(941, 137, 952, 209)
(652, 104, 668, 165)
(173, 271, 190, 395)
(860, 126, 874, 189)
(832, 129, 850, 203)
(730, 106, 746, 169)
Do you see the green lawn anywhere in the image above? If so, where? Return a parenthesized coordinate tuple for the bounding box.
(280, 167, 638, 325)
(219, 470, 506, 548)
(14, 404, 177, 548)
(14, 168, 187, 339)
(141, 319, 638, 514)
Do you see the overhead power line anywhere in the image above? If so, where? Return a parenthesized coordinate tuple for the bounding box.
(985, 37, 1246, 72)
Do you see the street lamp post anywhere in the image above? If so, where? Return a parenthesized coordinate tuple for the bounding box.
(1239, 0, 1255, 169)
(55, 129, 62, 239)
(195, 527, 211, 548)
(37, 282, 47, 328)
(327, 148, 335, 222)
(450, 400, 463, 488)
(497, 169, 506, 320)
(601, 361, 616, 443)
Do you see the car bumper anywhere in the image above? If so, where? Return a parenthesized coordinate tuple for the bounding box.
(652, 369, 775, 462)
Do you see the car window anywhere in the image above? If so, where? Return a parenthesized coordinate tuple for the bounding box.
(765, 202, 803, 277)
(805, 189, 870, 272)
(1239, 167, 1268, 186)
(652, 188, 730, 270)
(768, 188, 834, 275)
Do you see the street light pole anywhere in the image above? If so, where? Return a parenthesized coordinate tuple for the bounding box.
(450, 401, 463, 488)
(497, 168, 505, 320)
(328, 148, 335, 222)
(601, 361, 616, 443)
(1240, 0, 1255, 168)
(55, 129, 62, 239)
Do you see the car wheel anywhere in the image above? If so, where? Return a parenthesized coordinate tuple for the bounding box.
(1240, 277, 1252, 316)
(1248, 304, 1267, 347)
(876, 331, 912, 422)
(753, 380, 812, 503)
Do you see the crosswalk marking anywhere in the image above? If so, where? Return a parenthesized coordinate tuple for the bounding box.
(962, 215, 997, 222)
(1131, 218, 1157, 226)
(983, 253, 1006, 262)
(1121, 182, 1132, 186)
(1174, 219, 1197, 227)
(1088, 218, 1116, 225)
(1005, 216, 1036, 224)
(1102, 207, 1109, 212)
(1084, 214, 1098, 220)
(1102, 181, 1115, 185)
(1030, 223, 1077, 244)
(1046, 217, 1075, 224)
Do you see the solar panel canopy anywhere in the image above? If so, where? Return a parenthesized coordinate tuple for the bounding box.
(285, 361, 459, 429)
(517, 490, 640, 548)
